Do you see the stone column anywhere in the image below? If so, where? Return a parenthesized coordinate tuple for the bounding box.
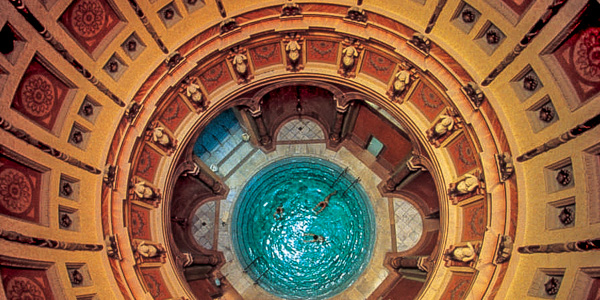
(247, 104, 271, 146)
(191, 254, 220, 266)
(329, 109, 347, 144)
(186, 161, 223, 195)
(253, 113, 272, 146)
(384, 155, 425, 192)
(391, 256, 431, 272)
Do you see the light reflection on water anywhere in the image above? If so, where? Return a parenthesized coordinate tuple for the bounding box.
(232, 157, 375, 300)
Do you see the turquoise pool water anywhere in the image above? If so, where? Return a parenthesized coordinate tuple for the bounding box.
(232, 157, 375, 300)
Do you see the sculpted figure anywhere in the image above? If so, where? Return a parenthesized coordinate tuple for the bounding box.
(451, 242, 476, 262)
(342, 45, 359, 70)
(184, 77, 203, 104)
(286, 40, 301, 63)
(452, 174, 479, 195)
(498, 153, 514, 181)
(152, 127, 171, 147)
(410, 32, 431, 53)
(464, 82, 484, 108)
(137, 242, 161, 258)
(232, 53, 248, 76)
(393, 70, 412, 94)
(433, 115, 454, 138)
(134, 182, 157, 200)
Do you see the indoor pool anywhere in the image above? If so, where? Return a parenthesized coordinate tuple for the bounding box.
(231, 157, 375, 300)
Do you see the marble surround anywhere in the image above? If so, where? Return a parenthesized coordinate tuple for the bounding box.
(218, 143, 393, 300)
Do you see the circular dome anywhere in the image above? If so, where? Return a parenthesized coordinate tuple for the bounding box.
(232, 157, 375, 299)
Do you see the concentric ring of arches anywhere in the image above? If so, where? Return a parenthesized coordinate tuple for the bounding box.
(102, 6, 517, 299)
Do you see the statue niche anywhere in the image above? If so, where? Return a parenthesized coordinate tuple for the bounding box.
(129, 179, 161, 207)
(228, 47, 254, 84)
(133, 240, 166, 264)
(426, 107, 463, 147)
(338, 39, 363, 78)
(283, 33, 304, 72)
(443, 242, 480, 268)
(180, 76, 209, 112)
(145, 122, 177, 155)
(447, 171, 485, 204)
(387, 61, 419, 103)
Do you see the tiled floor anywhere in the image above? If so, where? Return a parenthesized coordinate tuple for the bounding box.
(393, 198, 423, 251)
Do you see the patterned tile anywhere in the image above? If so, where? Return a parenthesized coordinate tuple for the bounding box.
(276, 119, 325, 141)
(393, 199, 423, 251)
(192, 201, 215, 250)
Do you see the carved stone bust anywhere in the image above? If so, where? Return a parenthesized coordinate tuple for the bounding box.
(134, 182, 157, 200)
(450, 242, 476, 262)
(152, 127, 171, 147)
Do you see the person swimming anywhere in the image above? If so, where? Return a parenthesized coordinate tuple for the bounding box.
(313, 191, 337, 214)
(303, 233, 325, 243)
(273, 206, 284, 220)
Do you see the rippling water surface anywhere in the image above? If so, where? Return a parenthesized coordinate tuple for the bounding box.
(232, 157, 375, 300)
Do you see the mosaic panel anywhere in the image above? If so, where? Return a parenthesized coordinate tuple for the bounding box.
(59, 0, 121, 54)
(11, 58, 70, 131)
(198, 61, 233, 94)
(277, 119, 325, 141)
(393, 199, 423, 252)
(140, 268, 172, 300)
(306, 40, 338, 64)
(0, 155, 42, 223)
(159, 96, 191, 132)
(461, 199, 486, 241)
(134, 146, 162, 182)
(192, 201, 215, 250)
(360, 50, 395, 83)
(447, 133, 478, 176)
(249, 43, 283, 69)
(1, 267, 54, 300)
(130, 205, 151, 240)
(409, 81, 446, 121)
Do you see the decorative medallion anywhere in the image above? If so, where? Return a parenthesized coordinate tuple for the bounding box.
(0, 168, 32, 214)
(5, 276, 46, 300)
(60, 0, 121, 53)
(70, 0, 106, 38)
(20, 74, 55, 117)
(574, 27, 600, 82)
(12, 59, 70, 130)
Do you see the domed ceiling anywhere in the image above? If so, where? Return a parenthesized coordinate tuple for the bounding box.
(0, 0, 599, 299)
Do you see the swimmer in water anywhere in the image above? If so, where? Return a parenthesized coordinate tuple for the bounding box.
(303, 233, 325, 243)
(273, 206, 284, 220)
(313, 191, 337, 214)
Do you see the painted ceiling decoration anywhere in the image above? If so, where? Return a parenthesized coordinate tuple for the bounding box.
(0, 0, 599, 299)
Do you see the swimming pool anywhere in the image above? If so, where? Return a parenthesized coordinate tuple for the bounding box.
(231, 157, 376, 299)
